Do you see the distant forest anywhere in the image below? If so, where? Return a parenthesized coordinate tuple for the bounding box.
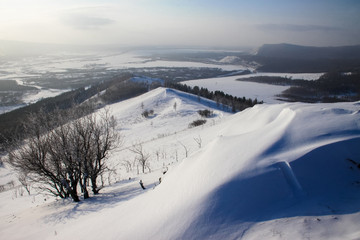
(167, 82, 262, 112)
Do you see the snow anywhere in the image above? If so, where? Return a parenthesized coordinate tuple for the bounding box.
(182, 72, 324, 104)
(0, 87, 70, 114)
(218, 56, 240, 63)
(21, 88, 70, 105)
(235, 72, 324, 81)
(1, 88, 360, 240)
(182, 75, 289, 103)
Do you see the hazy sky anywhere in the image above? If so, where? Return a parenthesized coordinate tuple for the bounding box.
(0, 0, 359, 48)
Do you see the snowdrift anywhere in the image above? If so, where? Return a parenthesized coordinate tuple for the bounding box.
(1, 88, 360, 240)
(61, 100, 360, 240)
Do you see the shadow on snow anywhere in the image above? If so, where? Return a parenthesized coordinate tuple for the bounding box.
(181, 137, 360, 239)
(42, 178, 145, 224)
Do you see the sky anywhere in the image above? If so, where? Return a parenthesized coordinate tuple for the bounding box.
(0, 0, 359, 48)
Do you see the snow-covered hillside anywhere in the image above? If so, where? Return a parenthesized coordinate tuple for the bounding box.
(1, 88, 360, 240)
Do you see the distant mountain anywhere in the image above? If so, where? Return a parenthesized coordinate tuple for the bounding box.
(249, 43, 360, 72)
(256, 43, 360, 60)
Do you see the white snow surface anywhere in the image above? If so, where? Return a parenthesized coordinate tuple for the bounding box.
(1, 88, 360, 240)
(182, 72, 324, 104)
(183, 75, 288, 104)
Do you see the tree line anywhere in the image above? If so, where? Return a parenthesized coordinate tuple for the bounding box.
(278, 71, 360, 102)
(167, 82, 263, 112)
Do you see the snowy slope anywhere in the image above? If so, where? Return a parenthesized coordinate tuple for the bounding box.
(1, 88, 360, 240)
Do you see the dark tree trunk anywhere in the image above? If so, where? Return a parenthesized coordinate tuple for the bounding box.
(82, 176, 90, 199)
(68, 175, 80, 202)
(70, 189, 80, 202)
(91, 177, 99, 194)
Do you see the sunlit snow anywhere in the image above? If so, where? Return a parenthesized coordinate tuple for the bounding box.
(1, 88, 359, 240)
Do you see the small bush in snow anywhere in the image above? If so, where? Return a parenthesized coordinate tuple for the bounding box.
(189, 119, 207, 128)
(142, 109, 154, 118)
(198, 109, 213, 118)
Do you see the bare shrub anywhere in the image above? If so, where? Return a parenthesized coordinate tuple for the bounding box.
(189, 119, 207, 128)
(198, 109, 213, 118)
(130, 143, 151, 173)
(142, 109, 154, 118)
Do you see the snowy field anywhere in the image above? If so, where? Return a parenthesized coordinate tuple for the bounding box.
(0, 50, 247, 82)
(1, 87, 360, 239)
(182, 75, 288, 104)
(182, 72, 324, 104)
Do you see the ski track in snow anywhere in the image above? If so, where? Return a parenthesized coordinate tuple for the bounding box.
(276, 161, 304, 197)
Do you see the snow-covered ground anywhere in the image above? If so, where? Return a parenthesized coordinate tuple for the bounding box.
(0, 50, 248, 82)
(182, 75, 288, 104)
(235, 72, 324, 81)
(182, 72, 324, 104)
(1, 87, 360, 239)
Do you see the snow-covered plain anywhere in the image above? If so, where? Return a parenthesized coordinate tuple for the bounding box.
(182, 72, 324, 104)
(1, 87, 360, 239)
(182, 75, 288, 104)
(0, 50, 247, 83)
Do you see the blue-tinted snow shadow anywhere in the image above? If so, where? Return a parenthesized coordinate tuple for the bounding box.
(166, 88, 233, 113)
(181, 137, 360, 239)
(42, 178, 147, 224)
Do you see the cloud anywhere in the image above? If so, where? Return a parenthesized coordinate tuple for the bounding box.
(61, 13, 115, 30)
(256, 23, 342, 32)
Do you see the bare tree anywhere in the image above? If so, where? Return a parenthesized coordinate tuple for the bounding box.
(7, 110, 74, 200)
(86, 109, 120, 194)
(64, 107, 120, 196)
(5, 107, 120, 201)
(18, 172, 31, 195)
(194, 135, 202, 149)
(155, 149, 160, 161)
(130, 143, 150, 174)
(179, 141, 188, 158)
(121, 160, 133, 173)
